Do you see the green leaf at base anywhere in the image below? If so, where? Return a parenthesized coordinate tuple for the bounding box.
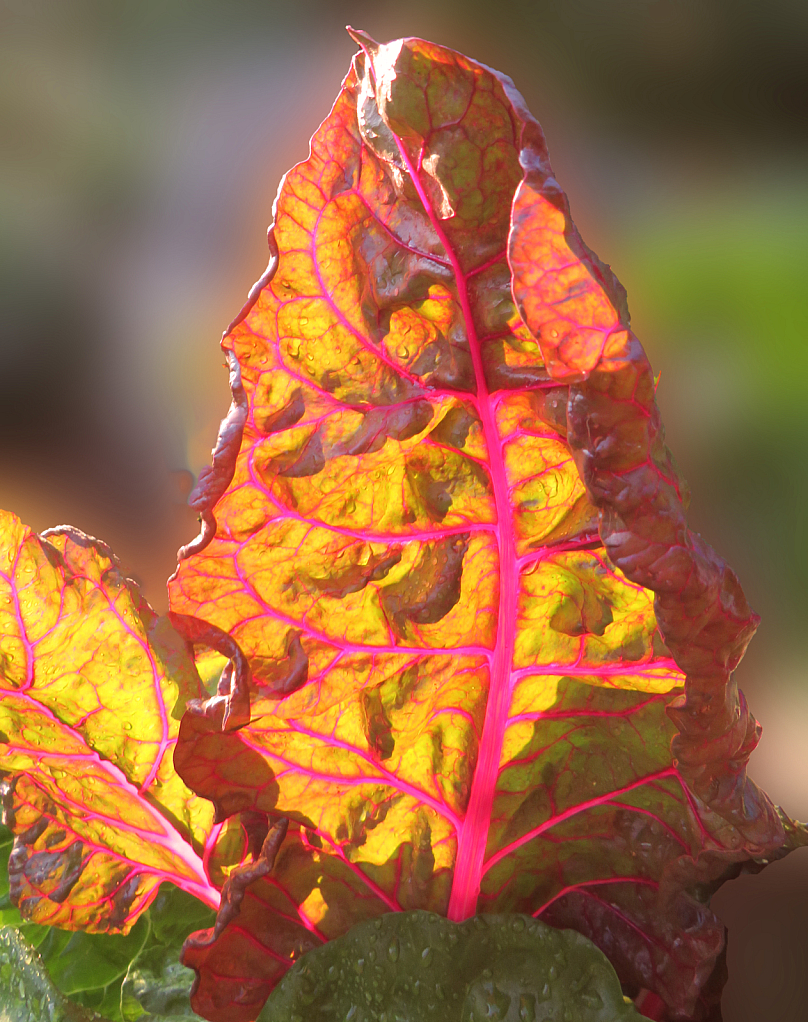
(257, 910, 642, 1022)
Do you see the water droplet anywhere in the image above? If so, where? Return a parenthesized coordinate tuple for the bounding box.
(435, 982, 445, 1000)
(355, 957, 365, 975)
(387, 938, 400, 963)
(548, 965, 558, 980)
(519, 994, 536, 1021)
(396, 345, 409, 359)
(368, 948, 376, 962)
(512, 917, 525, 932)
(421, 946, 433, 967)
(300, 316, 309, 325)
(306, 353, 314, 361)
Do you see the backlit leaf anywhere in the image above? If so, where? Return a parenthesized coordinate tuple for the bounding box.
(0, 512, 221, 934)
(166, 31, 791, 1021)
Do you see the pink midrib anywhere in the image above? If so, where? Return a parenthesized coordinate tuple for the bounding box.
(390, 141, 516, 921)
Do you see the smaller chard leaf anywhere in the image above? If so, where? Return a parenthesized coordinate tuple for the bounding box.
(0, 925, 112, 1022)
(0, 511, 222, 932)
(256, 910, 642, 1021)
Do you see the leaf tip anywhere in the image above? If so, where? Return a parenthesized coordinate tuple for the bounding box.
(346, 26, 379, 59)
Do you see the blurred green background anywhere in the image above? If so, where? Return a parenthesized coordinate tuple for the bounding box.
(1, 2, 807, 1019)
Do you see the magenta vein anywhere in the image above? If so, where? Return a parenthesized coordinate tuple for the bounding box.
(484, 767, 679, 873)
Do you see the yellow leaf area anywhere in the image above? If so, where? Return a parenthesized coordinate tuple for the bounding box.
(0, 511, 217, 929)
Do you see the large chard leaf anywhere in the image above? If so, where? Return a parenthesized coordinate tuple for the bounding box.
(167, 31, 790, 1021)
(0, 510, 222, 934)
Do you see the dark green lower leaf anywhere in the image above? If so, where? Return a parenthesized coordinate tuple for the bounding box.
(257, 911, 641, 1022)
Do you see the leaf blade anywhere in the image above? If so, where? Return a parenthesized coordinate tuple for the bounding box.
(167, 31, 786, 1021)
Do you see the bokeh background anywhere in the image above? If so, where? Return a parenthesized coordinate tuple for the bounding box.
(1, 1, 806, 1018)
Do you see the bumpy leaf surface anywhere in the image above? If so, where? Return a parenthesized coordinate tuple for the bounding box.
(257, 910, 642, 1021)
(0, 512, 221, 933)
(168, 32, 787, 1020)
